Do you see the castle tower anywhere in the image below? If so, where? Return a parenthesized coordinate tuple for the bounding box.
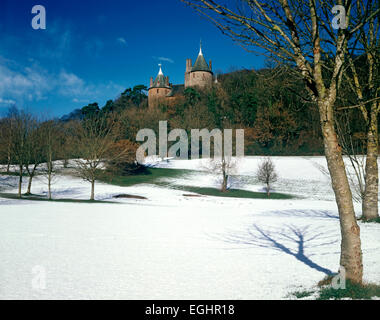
(185, 42, 213, 89)
(148, 64, 172, 108)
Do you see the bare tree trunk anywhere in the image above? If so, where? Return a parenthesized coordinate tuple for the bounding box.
(26, 164, 37, 195)
(267, 183, 270, 197)
(90, 179, 95, 201)
(363, 108, 379, 220)
(47, 159, 53, 200)
(18, 165, 23, 198)
(26, 175, 33, 195)
(221, 169, 228, 192)
(48, 173, 52, 200)
(319, 100, 363, 283)
(6, 152, 10, 173)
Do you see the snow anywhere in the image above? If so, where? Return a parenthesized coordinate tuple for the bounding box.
(0, 156, 379, 299)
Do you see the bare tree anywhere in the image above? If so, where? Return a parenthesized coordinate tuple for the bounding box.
(73, 115, 135, 201)
(0, 118, 10, 171)
(335, 112, 366, 203)
(256, 157, 278, 196)
(0, 106, 18, 173)
(181, 0, 380, 283)
(8, 110, 34, 198)
(24, 118, 45, 195)
(206, 156, 238, 192)
(58, 121, 77, 169)
(339, 1, 380, 221)
(40, 120, 60, 200)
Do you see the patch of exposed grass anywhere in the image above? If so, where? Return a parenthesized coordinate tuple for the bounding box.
(102, 168, 294, 200)
(289, 278, 380, 300)
(361, 217, 380, 224)
(0, 192, 115, 204)
(317, 280, 380, 300)
(100, 167, 193, 187)
(0, 171, 28, 177)
(173, 186, 295, 200)
(290, 290, 315, 299)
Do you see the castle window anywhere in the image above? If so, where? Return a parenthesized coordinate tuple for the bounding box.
(193, 73, 195, 78)
(157, 89, 159, 93)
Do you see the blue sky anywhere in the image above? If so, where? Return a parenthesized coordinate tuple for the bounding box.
(0, 0, 264, 117)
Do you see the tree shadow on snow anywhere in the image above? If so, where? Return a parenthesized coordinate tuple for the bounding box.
(218, 224, 337, 275)
(0, 175, 19, 190)
(264, 209, 339, 220)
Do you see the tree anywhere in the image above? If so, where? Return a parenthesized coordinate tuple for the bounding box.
(116, 85, 148, 110)
(40, 120, 60, 200)
(256, 157, 278, 197)
(73, 114, 135, 200)
(335, 111, 366, 204)
(181, 0, 379, 283)
(184, 87, 201, 106)
(219, 69, 258, 126)
(206, 156, 238, 192)
(102, 100, 115, 114)
(81, 102, 100, 118)
(340, 2, 380, 221)
(253, 101, 298, 152)
(0, 118, 12, 171)
(104, 139, 139, 175)
(8, 110, 34, 198)
(0, 106, 19, 173)
(24, 118, 44, 195)
(58, 121, 78, 168)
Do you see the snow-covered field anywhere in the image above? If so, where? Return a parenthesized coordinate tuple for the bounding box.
(0, 156, 379, 299)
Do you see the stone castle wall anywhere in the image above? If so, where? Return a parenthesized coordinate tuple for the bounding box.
(185, 71, 213, 89)
(148, 87, 172, 109)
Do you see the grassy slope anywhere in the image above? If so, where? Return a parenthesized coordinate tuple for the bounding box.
(1, 167, 294, 201)
(104, 168, 294, 200)
(0, 192, 116, 204)
(101, 167, 192, 187)
(173, 186, 294, 199)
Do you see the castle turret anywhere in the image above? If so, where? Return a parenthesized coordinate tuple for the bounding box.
(148, 64, 172, 108)
(184, 43, 213, 89)
(186, 59, 192, 72)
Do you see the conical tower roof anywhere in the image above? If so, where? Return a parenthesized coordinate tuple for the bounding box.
(152, 64, 170, 88)
(191, 44, 212, 73)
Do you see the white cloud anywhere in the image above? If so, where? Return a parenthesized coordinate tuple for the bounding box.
(0, 61, 52, 104)
(72, 97, 93, 104)
(152, 56, 174, 64)
(0, 55, 124, 109)
(0, 98, 16, 107)
(117, 37, 127, 46)
(58, 71, 86, 96)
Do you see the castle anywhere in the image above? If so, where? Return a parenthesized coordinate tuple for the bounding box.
(148, 44, 214, 108)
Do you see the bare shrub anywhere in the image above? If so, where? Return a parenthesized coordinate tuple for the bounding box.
(256, 157, 278, 197)
(206, 156, 238, 192)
